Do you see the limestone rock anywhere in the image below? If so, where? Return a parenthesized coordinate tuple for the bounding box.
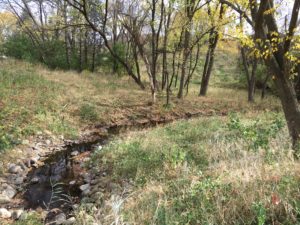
(0, 208, 11, 218)
(12, 209, 24, 220)
(79, 184, 90, 192)
(55, 213, 66, 225)
(71, 151, 79, 156)
(14, 176, 25, 185)
(30, 177, 39, 184)
(1, 184, 17, 199)
(64, 217, 76, 224)
(0, 195, 11, 204)
(8, 164, 23, 174)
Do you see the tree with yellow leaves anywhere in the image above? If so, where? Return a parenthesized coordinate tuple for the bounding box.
(221, 0, 300, 155)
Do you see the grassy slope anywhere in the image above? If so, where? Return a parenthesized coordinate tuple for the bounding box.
(0, 50, 281, 152)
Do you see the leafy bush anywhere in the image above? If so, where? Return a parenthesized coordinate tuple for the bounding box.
(227, 113, 284, 151)
(3, 33, 38, 62)
(2, 32, 132, 73)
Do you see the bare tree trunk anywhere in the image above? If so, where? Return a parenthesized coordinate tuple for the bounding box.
(294, 64, 300, 100)
(133, 45, 141, 81)
(248, 66, 256, 102)
(199, 31, 218, 96)
(177, 27, 190, 98)
(84, 29, 88, 69)
(272, 63, 300, 148)
(185, 42, 201, 95)
(78, 28, 83, 72)
(174, 52, 181, 88)
(241, 46, 257, 102)
(162, 2, 171, 91)
(91, 31, 97, 72)
(63, 1, 70, 69)
(261, 72, 271, 99)
(199, 3, 223, 96)
(162, 36, 167, 90)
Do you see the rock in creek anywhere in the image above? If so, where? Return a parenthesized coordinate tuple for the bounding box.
(12, 209, 24, 220)
(0, 208, 11, 218)
(30, 156, 40, 164)
(0, 195, 11, 204)
(55, 213, 66, 225)
(14, 176, 25, 185)
(64, 217, 76, 224)
(71, 151, 79, 156)
(1, 184, 17, 199)
(79, 184, 90, 192)
(8, 164, 23, 174)
(30, 177, 39, 184)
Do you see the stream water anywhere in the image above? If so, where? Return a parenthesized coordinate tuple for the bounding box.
(23, 141, 104, 214)
(22, 124, 135, 214)
(21, 115, 202, 219)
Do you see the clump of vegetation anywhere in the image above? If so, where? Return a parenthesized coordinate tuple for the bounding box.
(13, 212, 43, 225)
(227, 113, 284, 151)
(79, 103, 98, 122)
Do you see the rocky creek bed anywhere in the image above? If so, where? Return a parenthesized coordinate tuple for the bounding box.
(0, 109, 227, 224)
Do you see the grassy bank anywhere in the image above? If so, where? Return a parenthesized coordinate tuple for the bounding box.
(85, 113, 299, 225)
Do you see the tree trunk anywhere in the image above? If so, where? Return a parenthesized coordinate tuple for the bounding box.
(177, 27, 190, 99)
(261, 72, 270, 99)
(63, 1, 70, 69)
(91, 31, 96, 72)
(199, 30, 218, 96)
(174, 52, 181, 88)
(84, 29, 88, 69)
(185, 43, 201, 95)
(248, 75, 256, 102)
(199, 3, 224, 96)
(162, 4, 171, 91)
(272, 66, 300, 149)
(241, 46, 257, 102)
(294, 64, 300, 100)
(78, 28, 83, 72)
(162, 38, 167, 90)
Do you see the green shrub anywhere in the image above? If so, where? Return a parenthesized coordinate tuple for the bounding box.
(227, 113, 284, 151)
(13, 212, 43, 225)
(3, 33, 38, 62)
